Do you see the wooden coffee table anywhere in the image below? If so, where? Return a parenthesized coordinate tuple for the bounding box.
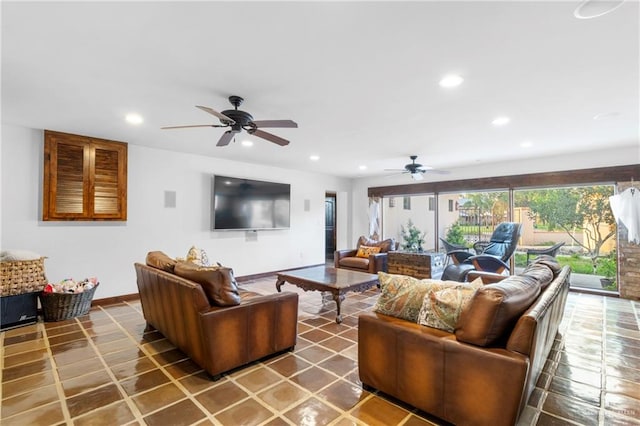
(276, 266, 379, 323)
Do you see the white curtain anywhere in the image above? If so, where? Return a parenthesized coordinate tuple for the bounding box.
(368, 197, 381, 240)
(610, 186, 640, 244)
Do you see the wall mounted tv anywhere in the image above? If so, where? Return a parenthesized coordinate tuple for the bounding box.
(212, 175, 291, 231)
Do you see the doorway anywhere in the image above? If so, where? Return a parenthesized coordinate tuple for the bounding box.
(325, 193, 337, 261)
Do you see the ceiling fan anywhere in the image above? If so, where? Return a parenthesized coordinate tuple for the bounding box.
(161, 95, 297, 147)
(385, 155, 448, 181)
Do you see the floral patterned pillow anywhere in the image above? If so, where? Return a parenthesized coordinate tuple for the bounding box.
(185, 246, 210, 266)
(417, 278, 483, 332)
(375, 272, 470, 322)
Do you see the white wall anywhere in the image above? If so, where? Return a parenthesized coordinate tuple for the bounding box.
(1, 124, 351, 298)
(349, 145, 640, 246)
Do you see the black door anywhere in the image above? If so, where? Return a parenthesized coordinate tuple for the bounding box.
(325, 193, 336, 261)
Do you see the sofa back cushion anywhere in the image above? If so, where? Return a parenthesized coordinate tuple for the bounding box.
(455, 275, 541, 347)
(174, 261, 241, 307)
(146, 251, 177, 273)
(357, 236, 396, 253)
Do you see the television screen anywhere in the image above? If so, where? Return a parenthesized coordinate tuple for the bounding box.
(213, 175, 291, 230)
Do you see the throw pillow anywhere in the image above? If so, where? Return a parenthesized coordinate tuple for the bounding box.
(417, 278, 482, 333)
(375, 272, 470, 322)
(0, 249, 43, 261)
(174, 261, 240, 306)
(356, 245, 381, 258)
(185, 246, 210, 266)
(145, 251, 177, 273)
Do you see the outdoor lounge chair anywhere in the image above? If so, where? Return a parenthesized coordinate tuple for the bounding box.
(441, 222, 523, 281)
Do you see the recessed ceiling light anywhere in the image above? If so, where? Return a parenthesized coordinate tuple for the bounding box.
(310, 155, 320, 161)
(241, 140, 253, 147)
(521, 141, 533, 148)
(125, 113, 143, 125)
(574, 0, 625, 19)
(439, 74, 464, 88)
(492, 116, 510, 126)
(593, 112, 621, 120)
(359, 165, 367, 170)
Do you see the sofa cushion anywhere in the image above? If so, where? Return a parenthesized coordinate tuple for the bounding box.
(375, 272, 474, 322)
(417, 278, 482, 333)
(145, 251, 177, 273)
(529, 255, 562, 277)
(357, 236, 395, 253)
(522, 262, 554, 290)
(455, 275, 541, 347)
(339, 257, 370, 269)
(174, 261, 241, 306)
(356, 245, 381, 258)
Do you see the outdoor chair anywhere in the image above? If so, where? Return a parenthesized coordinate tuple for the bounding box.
(441, 222, 523, 281)
(526, 242, 565, 265)
(440, 238, 471, 266)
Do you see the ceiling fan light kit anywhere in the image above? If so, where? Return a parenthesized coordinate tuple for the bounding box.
(385, 155, 449, 180)
(162, 95, 297, 147)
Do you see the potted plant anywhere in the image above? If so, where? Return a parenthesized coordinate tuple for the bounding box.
(596, 254, 617, 289)
(400, 219, 426, 252)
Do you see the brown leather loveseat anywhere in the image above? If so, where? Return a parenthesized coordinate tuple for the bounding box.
(135, 252, 298, 379)
(358, 256, 570, 426)
(334, 236, 396, 274)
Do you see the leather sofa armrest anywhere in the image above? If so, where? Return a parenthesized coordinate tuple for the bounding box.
(468, 255, 510, 274)
(368, 252, 389, 273)
(467, 270, 509, 284)
(334, 249, 358, 266)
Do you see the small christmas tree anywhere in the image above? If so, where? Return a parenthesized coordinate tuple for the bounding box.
(445, 221, 466, 246)
(400, 219, 426, 252)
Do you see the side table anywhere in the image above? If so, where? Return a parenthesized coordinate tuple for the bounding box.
(387, 251, 446, 279)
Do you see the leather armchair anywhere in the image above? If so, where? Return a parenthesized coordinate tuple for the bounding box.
(334, 236, 396, 274)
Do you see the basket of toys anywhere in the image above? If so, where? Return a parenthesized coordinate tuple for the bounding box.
(40, 278, 99, 321)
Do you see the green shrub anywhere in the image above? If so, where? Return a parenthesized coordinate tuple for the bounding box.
(445, 221, 466, 246)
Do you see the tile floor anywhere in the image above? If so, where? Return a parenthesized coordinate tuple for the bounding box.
(1, 276, 639, 426)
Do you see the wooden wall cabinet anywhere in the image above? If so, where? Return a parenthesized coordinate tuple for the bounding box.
(43, 130, 127, 221)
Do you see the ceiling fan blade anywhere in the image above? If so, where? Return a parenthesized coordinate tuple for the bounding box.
(196, 105, 235, 124)
(216, 131, 235, 147)
(384, 168, 408, 172)
(161, 124, 227, 129)
(251, 129, 290, 146)
(251, 120, 298, 128)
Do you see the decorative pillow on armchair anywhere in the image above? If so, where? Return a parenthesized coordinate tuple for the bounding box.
(356, 245, 381, 258)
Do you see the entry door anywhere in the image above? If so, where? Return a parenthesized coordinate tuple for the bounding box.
(325, 193, 337, 260)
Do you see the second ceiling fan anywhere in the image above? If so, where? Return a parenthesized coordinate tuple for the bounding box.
(162, 95, 297, 147)
(386, 155, 449, 180)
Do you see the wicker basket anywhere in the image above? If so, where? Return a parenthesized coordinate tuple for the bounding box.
(1, 258, 47, 296)
(40, 284, 99, 321)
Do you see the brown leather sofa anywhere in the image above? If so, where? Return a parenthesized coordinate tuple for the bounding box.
(334, 236, 396, 274)
(358, 257, 570, 426)
(135, 260, 298, 380)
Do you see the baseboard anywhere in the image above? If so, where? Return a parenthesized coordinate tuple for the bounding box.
(92, 293, 141, 306)
(236, 263, 325, 283)
(89, 264, 326, 305)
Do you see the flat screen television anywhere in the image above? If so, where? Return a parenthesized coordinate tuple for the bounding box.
(212, 175, 291, 230)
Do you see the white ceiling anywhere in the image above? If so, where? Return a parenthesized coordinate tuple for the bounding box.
(2, 1, 638, 178)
